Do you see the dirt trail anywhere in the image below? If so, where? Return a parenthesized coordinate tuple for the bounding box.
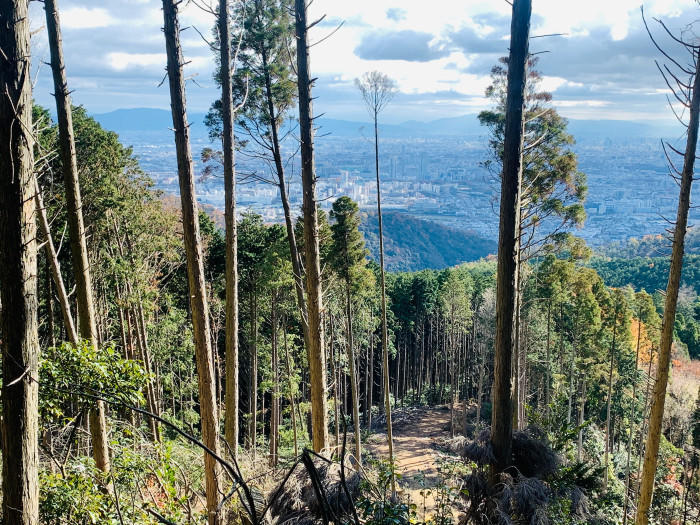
(366, 406, 455, 516)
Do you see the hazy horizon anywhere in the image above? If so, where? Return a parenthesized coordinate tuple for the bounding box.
(28, 0, 698, 125)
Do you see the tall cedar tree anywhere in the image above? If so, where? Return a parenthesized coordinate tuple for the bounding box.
(480, 57, 586, 430)
(490, 0, 530, 480)
(44, 0, 111, 473)
(0, 0, 39, 522)
(294, 0, 328, 452)
(636, 18, 700, 525)
(356, 70, 397, 488)
(479, 57, 587, 259)
(206, 0, 308, 336)
(438, 269, 472, 437)
(161, 1, 222, 522)
(237, 213, 269, 454)
(217, 0, 241, 461)
(330, 196, 368, 465)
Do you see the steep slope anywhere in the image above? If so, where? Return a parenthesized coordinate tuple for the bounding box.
(360, 211, 496, 271)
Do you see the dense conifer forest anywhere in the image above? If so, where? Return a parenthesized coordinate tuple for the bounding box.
(0, 1, 699, 524)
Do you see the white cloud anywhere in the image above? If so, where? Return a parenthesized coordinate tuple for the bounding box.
(107, 52, 164, 71)
(29, 0, 699, 120)
(556, 100, 611, 108)
(61, 7, 115, 29)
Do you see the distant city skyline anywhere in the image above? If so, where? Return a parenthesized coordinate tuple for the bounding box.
(28, 0, 698, 124)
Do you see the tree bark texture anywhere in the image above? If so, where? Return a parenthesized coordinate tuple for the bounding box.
(294, 0, 329, 453)
(0, 1, 39, 521)
(636, 52, 700, 525)
(219, 0, 240, 461)
(44, 0, 111, 474)
(490, 0, 530, 480)
(162, 1, 222, 522)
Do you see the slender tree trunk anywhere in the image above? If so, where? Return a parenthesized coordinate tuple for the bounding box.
(513, 264, 522, 431)
(135, 301, 161, 441)
(490, 0, 530, 481)
(345, 280, 362, 465)
(372, 105, 397, 491)
(567, 322, 577, 426)
(545, 300, 551, 415)
(364, 323, 370, 423)
(34, 178, 78, 344)
(476, 342, 485, 433)
(636, 344, 656, 502)
(577, 372, 586, 462)
(623, 309, 644, 525)
(114, 222, 161, 441)
(219, 0, 240, 462)
(450, 309, 457, 438)
(418, 325, 425, 403)
(0, 1, 39, 520)
(132, 303, 160, 441)
(116, 293, 129, 359)
(260, 37, 308, 340)
(270, 293, 279, 466)
(604, 304, 618, 493)
(250, 292, 258, 457)
(636, 52, 700, 525)
(329, 313, 340, 451)
(295, 0, 329, 453)
(45, 259, 56, 350)
(283, 320, 299, 457)
(368, 317, 374, 430)
(44, 0, 110, 474)
(162, 1, 222, 521)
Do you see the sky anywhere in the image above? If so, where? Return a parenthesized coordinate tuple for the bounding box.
(28, 0, 700, 124)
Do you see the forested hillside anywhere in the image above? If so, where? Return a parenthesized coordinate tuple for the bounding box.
(602, 229, 700, 258)
(360, 211, 496, 271)
(1, 1, 699, 525)
(590, 255, 700, 294)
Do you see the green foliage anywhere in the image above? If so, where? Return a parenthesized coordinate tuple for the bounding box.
(26, 76, 699, 524)
(356, 459, 416, 525)
(40, 341, 147, 422)
(360, 211, 495, 271)
(590, 254, 700, 295)
(479, 57, 587, 257)
(206, 0, 295, 147)
(329, 196, 369, 283)
(602, 229, 700, 258)
(148, 298, 199, 428)
(40, 463, 114, 525)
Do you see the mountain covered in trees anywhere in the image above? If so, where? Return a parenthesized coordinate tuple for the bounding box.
(601, 229, 700, 258)
(1, 1, 699, 525)
(360, 210, 496, 271)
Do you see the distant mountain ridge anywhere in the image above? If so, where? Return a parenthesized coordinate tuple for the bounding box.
(92, 107, 208, 134)
(92, 108, 678, 140)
